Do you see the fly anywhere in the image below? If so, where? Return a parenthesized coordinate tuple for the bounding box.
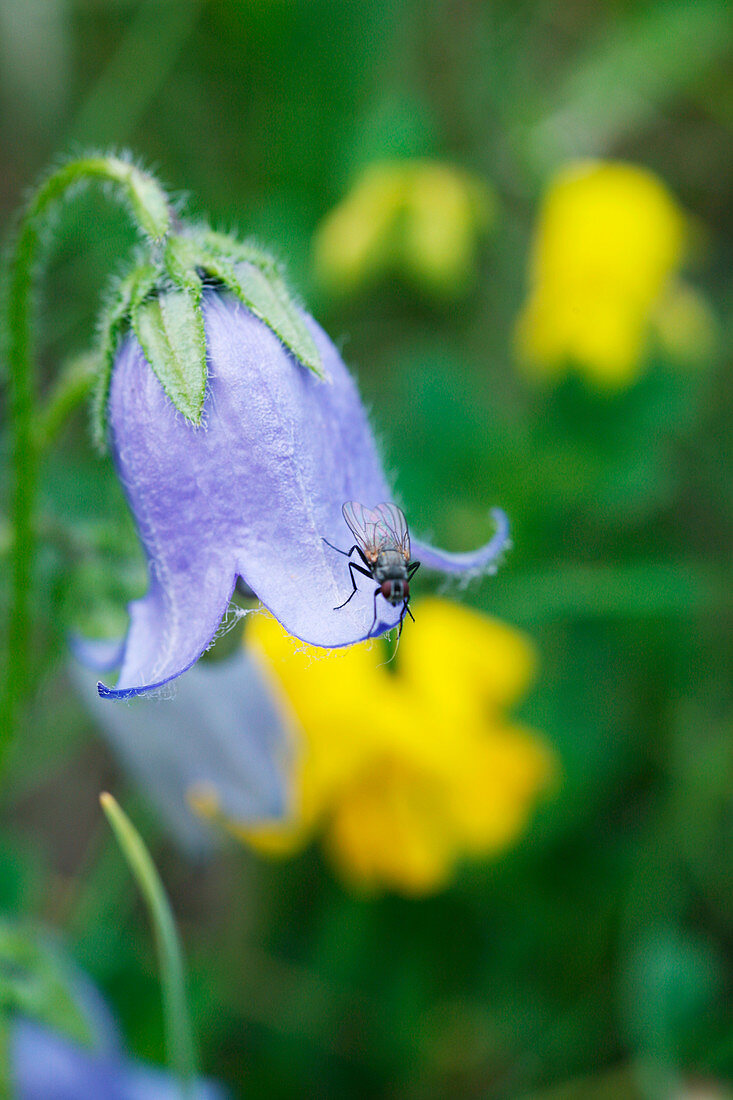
(323, 501, 421, 637)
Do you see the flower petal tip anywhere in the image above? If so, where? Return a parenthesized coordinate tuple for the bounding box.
(412, 507, 511, 578)
(97, 680, 140, 701)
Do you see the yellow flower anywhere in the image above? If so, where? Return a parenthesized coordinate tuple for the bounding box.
(514, 161, 689, 388)
(313, 160, 494, 298)
(213, 600, 555, 896)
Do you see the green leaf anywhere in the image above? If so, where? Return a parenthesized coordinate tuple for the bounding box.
(91, 261, 158, 450)
(199, 230, 277, 269)
(194, 230, 325, 378)
(163, 234, 204, 296)
(131, 283, 207, 424)
(205, 257, 324, 379)
(0, 921, 95, 1049)
(235, 261, 324, 378)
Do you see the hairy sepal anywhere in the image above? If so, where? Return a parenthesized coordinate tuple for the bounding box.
(92, 262, 158, 450)
(197, 231, 325, 379)
(131, 281, 207, 426)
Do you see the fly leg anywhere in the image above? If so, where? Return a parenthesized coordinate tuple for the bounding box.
(333, 561, 373, 610)
(322, 539, 370, 568)
(323, 538, 373, 610)
(367, 586, 382, 638)
(395, 562, 420, 635)
(397, 599, 415, 637)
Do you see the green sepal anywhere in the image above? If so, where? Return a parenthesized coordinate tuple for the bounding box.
(162, 234, 203, 296)
(90, 226, 324, 451)
(198, 230, 276, 268)
(131, 280, 207, 425)
(196, 230, 325, 379)
(91, 261, 158, 450)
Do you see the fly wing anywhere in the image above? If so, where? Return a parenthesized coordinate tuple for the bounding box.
(374, 502, 411, 561)
(342, 501, 384, 560)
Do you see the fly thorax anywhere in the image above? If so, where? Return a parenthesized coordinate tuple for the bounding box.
(374, 549, 408, 581)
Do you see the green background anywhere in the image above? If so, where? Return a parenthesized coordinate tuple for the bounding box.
(0, 1, 731, 1096)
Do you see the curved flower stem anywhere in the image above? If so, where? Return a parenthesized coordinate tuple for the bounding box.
(0, 155, 172, 776)
(100, 793, 198, 1098)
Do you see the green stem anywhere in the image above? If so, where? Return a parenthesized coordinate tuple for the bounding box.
(0, 154, 172, 777)
(100, 793, 198, 1098)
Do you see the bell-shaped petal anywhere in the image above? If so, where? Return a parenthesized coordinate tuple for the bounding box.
(411, 507, 509, 578)
(101, 283, 508, 698)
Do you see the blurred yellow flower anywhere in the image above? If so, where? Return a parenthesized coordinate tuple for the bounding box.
(313, 160, 494, 298)
(514, 161, 691, 388)
(650, 281, 718, 367)
(198, 600, 555, 896)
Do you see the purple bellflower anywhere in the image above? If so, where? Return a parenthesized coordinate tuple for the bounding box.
(12, 1020, 225, 1100)
(100, 269, 509, 699)
(2, 921, 224, 1100)
(72, 638, 290, 856)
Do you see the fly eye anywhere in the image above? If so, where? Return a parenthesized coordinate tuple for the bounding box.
(381, 581, 393, 597)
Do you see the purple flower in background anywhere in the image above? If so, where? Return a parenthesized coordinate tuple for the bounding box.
(12, 1019, 225, 1100)
(101, 279, 509, 699)
(72, 639, 290, 856)
(3, 922, 225, 1100)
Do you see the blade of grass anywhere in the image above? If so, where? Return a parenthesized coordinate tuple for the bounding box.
(526, 0, 733, 170)
(99, 792, 197, 1098)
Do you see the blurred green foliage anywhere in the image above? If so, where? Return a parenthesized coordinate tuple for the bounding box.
(0, 0, 731, 1097)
